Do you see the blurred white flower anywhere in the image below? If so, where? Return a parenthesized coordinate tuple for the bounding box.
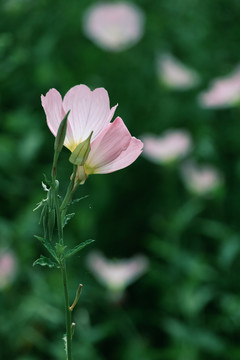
(198, 67, 240, 108)
(87, 251, 148, 294)
(157, 53, 200, 90)
(180, 161, 223, 195)
(83, 2, 145, 52)
(0, 250, 18, 290)
(142, 130, 192, 164)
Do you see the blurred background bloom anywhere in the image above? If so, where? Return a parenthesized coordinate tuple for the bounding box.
(142, 130, 192, 165)
(87, 251, 148, 298)
(83, 2, 145, 52)
(180, 161, 223, 195)
(198, 67, 240, 108)
(0, 250, 18, 290)
(1, 1, 240, 359)
(157, 53, 200, 90)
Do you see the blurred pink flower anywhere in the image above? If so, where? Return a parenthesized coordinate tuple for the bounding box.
(41, 85, 143, 182)
(0, 250, 18, 289)
(83, 2, 145, 52)
(198, 67, 240, 108)
(87, 251, 148, 293)
(142, 130, 192, 164)
(181, 161, 223, 195)
(157, 53, 200, 90)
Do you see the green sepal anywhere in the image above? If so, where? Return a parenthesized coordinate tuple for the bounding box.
(54, 111, 70, 153)
(33, 255, 60, 268)
(65, 239, 95, 258)
(69, 132, 93, 166)
(63, 213, 75, 228)
(34, 235, 58, 262)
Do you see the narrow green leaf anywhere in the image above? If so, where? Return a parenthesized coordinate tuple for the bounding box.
(65, 239, 95, 258)
(38, 203, 47, 225)
(34, 235, 58, 262)
(71, 195, 89, 205)
(63, 213, 75, 228)
(69, 284, 83, 311)
(33, 255, 59, 268)
(43, 173, 51, 187)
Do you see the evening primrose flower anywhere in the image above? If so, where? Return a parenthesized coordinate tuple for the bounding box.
(157, 53, 200, 90)
(198, 67, 240, 108)
(0, 250, 18, 290)
(180, 161, 223, 195)
(83, 2, 145, 52)
(142, 130, 192, 165)
(87, 251, 148, 296)
(41, 85, 143, 183)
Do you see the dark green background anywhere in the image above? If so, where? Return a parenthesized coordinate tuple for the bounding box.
(1, 0, 240, 359)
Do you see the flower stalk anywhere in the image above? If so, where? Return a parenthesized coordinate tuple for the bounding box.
(35, 114, 87, 360)
(50, 116, 73, 359)
(35, 84, 143, 360)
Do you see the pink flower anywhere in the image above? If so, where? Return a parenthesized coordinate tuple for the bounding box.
(142, 130, 192, 164)
(157, 53, 200, 90)
(180, 161, 223, 195)
(83, 2, 145, 52)
(198, 67, 240, 108)
(0, 250, 18, 290)
(41, 85, 143, 182)
(87, 251, 148, 293)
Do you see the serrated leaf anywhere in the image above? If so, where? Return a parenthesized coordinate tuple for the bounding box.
(65, 239, 95, 258)
(63, 213, 75, 228)
(71, 195, 89, 205)
(33, 255, 59, 268)
(34, 235, 58, 262)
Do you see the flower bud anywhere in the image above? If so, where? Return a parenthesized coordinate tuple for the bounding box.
(54, 111, 70, 153)
(75, 166, 88, 185)
(69, 132, 93, 166)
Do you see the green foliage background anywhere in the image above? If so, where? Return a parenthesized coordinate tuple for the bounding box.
(1, 0, 240, 359)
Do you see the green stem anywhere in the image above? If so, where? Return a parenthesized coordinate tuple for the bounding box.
(60, 165, 78, 212)
(51, 162, 73, 360)
(60, 165, 78, 225)
(51, 152, 59, 182)
(61, 261, 72, 360)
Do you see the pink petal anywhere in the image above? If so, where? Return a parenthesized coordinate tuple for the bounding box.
(86, 117, 131, 171)
(63, 85, 117, 147)
(41, 89, 74, 149)
(41, 89, 65, 136)
(95, 137, 143, 174)
(86, 117, 143, 174)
